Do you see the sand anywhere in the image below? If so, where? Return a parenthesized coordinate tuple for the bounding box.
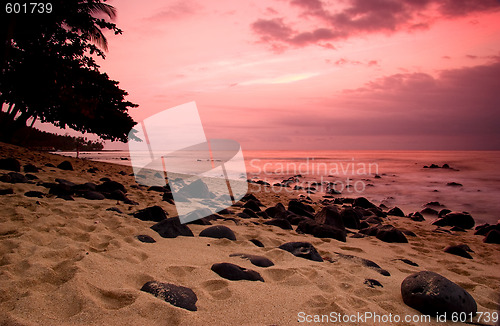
(0, 142, 499, 326)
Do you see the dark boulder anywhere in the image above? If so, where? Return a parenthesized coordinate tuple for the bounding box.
(263, 218, 293, 230)
(23, 164, 39, 173)
(359, 225, 380, 236)
(265, 203, 286, 218)
(420, 207, 438, 215)
(376, 225, 408, 243)
(401, 271, 477, 316)
(57, 161, 73, 171)
(199, 225, 236, 240)
(432, 212, 475, 229)
(96, 181, 127, 194)
(237, 212, 252, 219)
(229, 253, 274, 267)
(278, 242, 323, 262)
(242, 200, 262, 212)
(340, 207, 362, 229)
(242, 208, 259, 219)
(249, 239, 264, 247)
(387, 207, 405, 217)
(24, 191, 45, 198)
(444, 245, 473, 259)
(314, 205, 345, 230)
(25, 174, 38, 180)
(369, 207, 387, 218)
(83, 191, 106, 200)
(438, 209, 452, 218)
(410, 212, 425, 222)
(474, 223, 498, 236)
(133, 206, 168, 222)
(353, 197, 376, 209)
(0, 188, 14, 195)
(0, 158, 21, 171)
(211, 263, 264, 282)
(484, 229, 500, 244)
(288, 200, 314, 218)
(1, 172, 29, 183)
(296, 219, 346, 242)
(104, 190, 128, 201)
(141, 281, 197, 311)
(151, 217, 194, 238)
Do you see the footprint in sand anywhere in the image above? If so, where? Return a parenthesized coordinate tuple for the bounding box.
(201, 279, 232, 300)
(305, 294, 329, 308)
(164, 265, 197, 279)
(339, 246, 364, 253)
(88, 285, 138, 310)
(264, 268, 312, 286)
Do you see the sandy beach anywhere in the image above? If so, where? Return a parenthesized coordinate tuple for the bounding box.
(0, 142, 499, 326)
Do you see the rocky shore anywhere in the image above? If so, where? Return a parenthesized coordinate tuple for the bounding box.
(0, 142, 499, 326)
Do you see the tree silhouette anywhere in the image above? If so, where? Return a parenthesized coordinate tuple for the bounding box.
(0, 0, 138, 143)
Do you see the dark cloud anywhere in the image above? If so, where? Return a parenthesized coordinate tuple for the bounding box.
(252, 0, 500, 50)
(270, 61, 500, 149)
(251, 18, 294, 42)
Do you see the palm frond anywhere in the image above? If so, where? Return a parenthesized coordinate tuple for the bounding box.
(80, 2, 117, 19)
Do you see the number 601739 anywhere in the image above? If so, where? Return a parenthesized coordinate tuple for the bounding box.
(5, 3, 52, 14)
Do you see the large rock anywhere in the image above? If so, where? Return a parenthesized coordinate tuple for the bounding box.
(141, 281, 197, 311)
(401, 271, 477, 316)
(314, 205, 344, 230)
(484, 229, 500, 244)
(263, 218, 293, 230)
(432, 212, 475, 229)
(296, 219, 346, 242)
(265, 203, 286, 219)
(376, 225, 408, 243)
(288, 200, 314, 218)
(0, 188, 14, 195)
(151, 217, 194, 238)
(96, 180, 127, 193)
(242, 200, 262, 212)
(229, 253, 274, 267)
(199, 225, 236, 240)
(387, 207, 405, 217)
(57, 161, 73, 171)
(83, 191, 106, 200)
(278, 242, 323, 262)
(444, 245, 473, 259)
(353, 197, 376, 209)
(133, 206, 168, 222)
(0, 158, 21, 172)
(340, 207, 362, 229)
(211, 263, 264, 282)
(0, 172, 29, 183)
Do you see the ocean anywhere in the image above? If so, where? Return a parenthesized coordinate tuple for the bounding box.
(56, 150, 500, 224)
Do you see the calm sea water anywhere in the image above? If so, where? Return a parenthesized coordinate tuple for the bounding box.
(58, 150, 500, 224)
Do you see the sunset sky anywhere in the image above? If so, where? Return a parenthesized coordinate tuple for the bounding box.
(38, 0, 500, 150)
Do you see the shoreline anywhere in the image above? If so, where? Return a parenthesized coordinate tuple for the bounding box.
(1, 142, 499, 325)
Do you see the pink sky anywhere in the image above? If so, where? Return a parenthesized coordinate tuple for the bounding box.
(37, 0, 500, 150)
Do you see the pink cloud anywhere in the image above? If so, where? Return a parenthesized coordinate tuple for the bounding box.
(251, 0, 500, 50)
